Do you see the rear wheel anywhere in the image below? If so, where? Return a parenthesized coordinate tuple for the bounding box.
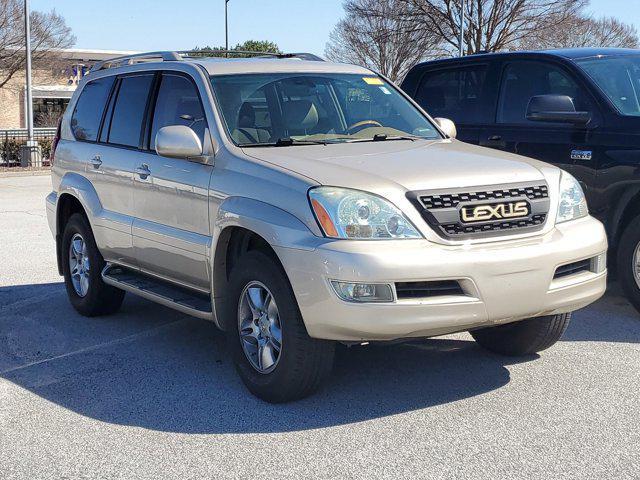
(617, 215, 640, 314)
(61, 213, 125, 316)
(470, 313, 571, 356)
(226, 250, 335, 402)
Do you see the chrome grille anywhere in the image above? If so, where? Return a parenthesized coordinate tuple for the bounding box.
(407, 182, 550, 240)
(420, 185, 549, 209)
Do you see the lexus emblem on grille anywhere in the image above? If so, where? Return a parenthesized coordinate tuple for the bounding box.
(460, 201, 530, 223)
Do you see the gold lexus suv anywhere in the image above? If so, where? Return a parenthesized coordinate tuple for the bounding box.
(46, 50, 607, 402)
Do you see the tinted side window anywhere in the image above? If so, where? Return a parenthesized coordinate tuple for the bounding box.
(107, 74, 154, 147)
(70, 76, 114, 141)
(497, 61, 591, 124)
(150, 74, 207, 149)
(415, 66, 488, 124)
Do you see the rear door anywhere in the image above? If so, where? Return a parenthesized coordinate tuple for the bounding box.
(481, 59, 600, 187)
(131, 72, 214, 292)
(410, 63, 495, 145)
(87, 72, 156, 267)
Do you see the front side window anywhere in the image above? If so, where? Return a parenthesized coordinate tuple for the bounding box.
(107, 74, 154, 147)
(576, 55, 640, 116)
(414, 65, 488, 124)
(497, 61, 591, 124)
(209, 73, 440, 146)
(150, 74, 207, 149)
(71, 76, 114, 141)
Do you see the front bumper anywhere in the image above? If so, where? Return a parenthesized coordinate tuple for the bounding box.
(275, 216, 607, 341)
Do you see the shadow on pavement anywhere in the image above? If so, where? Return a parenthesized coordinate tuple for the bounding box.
(0, 282, 637, 434)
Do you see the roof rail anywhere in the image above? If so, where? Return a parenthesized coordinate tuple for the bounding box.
(177, 50, 324, 61)
(91, 51, 182, 72)
(90, 50, 324, 73)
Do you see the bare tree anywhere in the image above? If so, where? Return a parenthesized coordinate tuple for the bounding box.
(396, 0, 588, 55)
(0, 0, 75, 89)
(519, 14, 639, 50)
(325, 0, 443, 82)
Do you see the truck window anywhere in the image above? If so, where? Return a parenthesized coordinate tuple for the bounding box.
(576, 55, 640, 116)
(70, 76, 115, 141)
(497, 61, 590, 124)
(106, 74, 155, 148)
(414, 66, 488, 124)
(150, 74, 208, 149)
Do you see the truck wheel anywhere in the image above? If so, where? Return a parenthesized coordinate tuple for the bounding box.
(227, 250, 335, 402)
(61, 213, 125, 316)
(617, 216, 640, 314)
(470, 313, 571, 356)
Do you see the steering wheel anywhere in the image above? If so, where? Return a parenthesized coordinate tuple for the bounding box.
(346, 120, 383, 134)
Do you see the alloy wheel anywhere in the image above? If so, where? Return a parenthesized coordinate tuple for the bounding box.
(237, 281, 283, 374)
(68, 233, 90, 297)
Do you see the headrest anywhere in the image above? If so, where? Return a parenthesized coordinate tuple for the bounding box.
(238, 102, 256, 128)
(282, 100, 318, 130)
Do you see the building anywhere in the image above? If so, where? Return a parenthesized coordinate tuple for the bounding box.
(0, 48, 137, 129)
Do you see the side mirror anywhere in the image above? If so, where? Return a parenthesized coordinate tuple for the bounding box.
(434, 117, 457, 139)
(526, 94, 591, 125)
(155, 125, 204, 160)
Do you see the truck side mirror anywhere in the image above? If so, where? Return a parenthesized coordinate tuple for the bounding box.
(434, 117, 457, 139)
(526, 94, 591, 125)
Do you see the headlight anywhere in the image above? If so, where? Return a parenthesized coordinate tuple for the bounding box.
(556, 171, 588, 224)
(309, 187, 422, 239)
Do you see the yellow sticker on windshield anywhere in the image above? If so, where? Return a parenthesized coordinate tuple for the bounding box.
(363, 77, 384, 85)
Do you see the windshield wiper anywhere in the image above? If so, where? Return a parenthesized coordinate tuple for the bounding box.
(239, 137, 327, 147)
(341, 134, 420, 143)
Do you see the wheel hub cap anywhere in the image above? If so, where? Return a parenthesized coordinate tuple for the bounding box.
(238, 281, 282, 374)
(68, 233, 90, 297)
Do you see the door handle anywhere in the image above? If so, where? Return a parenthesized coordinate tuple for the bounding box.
(135, 163, 151, 179)
(90, 155, 102, 168)
(483, 134, 506, 148)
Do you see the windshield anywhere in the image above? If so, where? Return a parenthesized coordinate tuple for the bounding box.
(209, 72, 440, 146)
(576, 55, 640, 116)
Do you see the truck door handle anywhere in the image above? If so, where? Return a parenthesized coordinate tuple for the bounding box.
(488, 135, 502, 141)
(90, 155, 102, 168)
(135, 164, 151, 179)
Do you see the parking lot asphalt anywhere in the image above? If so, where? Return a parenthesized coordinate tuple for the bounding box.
(0, 174, 639, 479)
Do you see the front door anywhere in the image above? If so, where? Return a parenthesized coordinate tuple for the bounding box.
(480, 60, 600, 203)
(132, 72, 213, 292)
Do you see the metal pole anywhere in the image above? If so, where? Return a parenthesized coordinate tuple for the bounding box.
(24, 0, 34, 140)
(225, 0, 229, 58)
(458, 0, 465, 57)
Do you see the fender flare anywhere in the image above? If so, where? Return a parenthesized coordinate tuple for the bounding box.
(213, 196, 321, 252)
(56, 172, 103, 234)
(210, 196, 323, 330)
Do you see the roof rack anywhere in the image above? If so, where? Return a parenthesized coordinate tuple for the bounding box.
(91, 50, 324, 72)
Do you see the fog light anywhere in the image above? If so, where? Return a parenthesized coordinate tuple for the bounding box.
(591, 252, 607, 274)
(330, 281, 394, 303)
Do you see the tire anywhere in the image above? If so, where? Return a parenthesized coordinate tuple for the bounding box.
(226, 250, 335, 403)
(61, 213, 125, 317)
(617, 215, 640, 314)
(470, 313, 571, 356)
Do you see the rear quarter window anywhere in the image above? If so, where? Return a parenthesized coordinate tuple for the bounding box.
(70, 76, 115, 141)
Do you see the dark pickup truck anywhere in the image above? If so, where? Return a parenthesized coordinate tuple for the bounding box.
(402, 48, 640, 313)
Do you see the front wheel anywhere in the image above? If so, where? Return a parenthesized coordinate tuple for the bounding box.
(617, 215, 640, 314)
(226, 250, 335, 402)
(470, 313, 571, 356)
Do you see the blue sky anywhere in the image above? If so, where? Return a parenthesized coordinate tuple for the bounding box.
(30, 0, 640, 56)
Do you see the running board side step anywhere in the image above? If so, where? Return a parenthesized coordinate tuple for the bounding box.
(102, 264, 214, 320)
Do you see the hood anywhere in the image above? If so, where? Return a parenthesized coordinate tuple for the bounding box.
(242, 139, 550, 193)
